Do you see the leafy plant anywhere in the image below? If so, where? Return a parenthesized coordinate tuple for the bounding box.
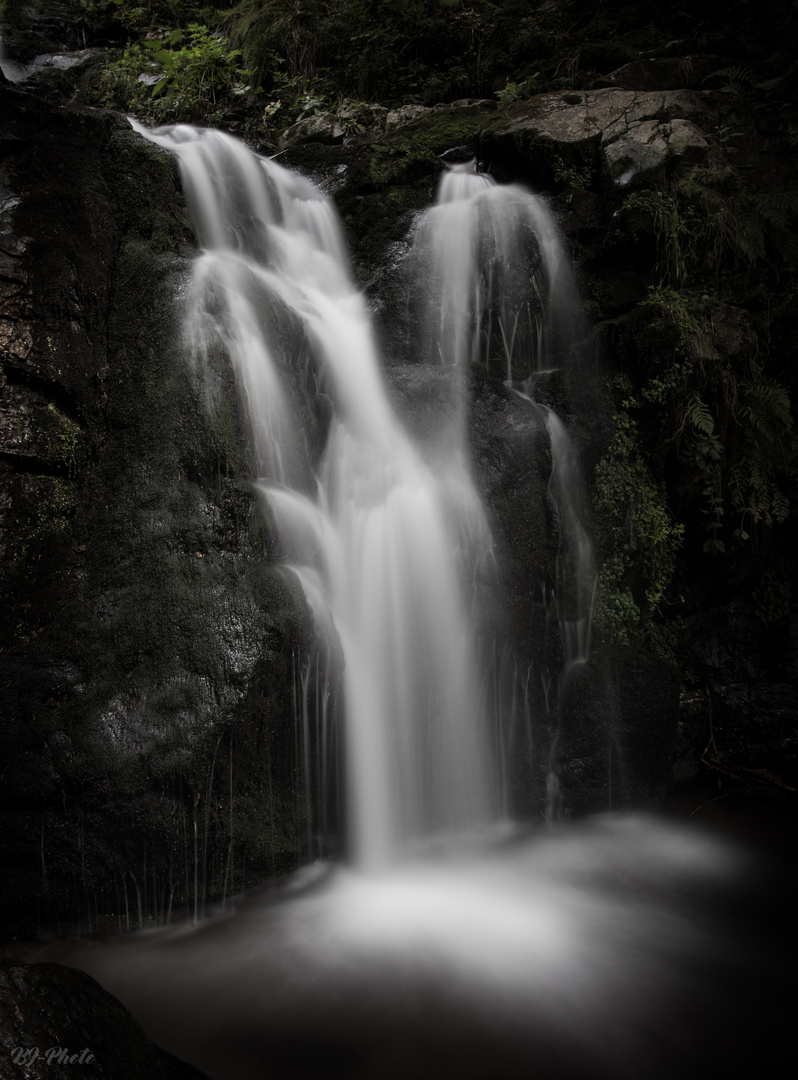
(627, 286, 795, 554)
(494, 75, 540, 108)
(222, 0, 574, 106)
(550, 152, 592, 191)
(734, 192, 798, 271)
(704, 62, 797, 101)
(620, 189, 700, 287)
(82, 0, 214, 34)
(90, 23, 256, 122)
(605, 106, 797, 576)
(146, 23, 254, 110)
(729, 379, 795, 535)
(594, 381, 685, 644)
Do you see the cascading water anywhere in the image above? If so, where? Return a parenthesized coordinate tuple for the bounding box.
(54, 129, 793, 1080)
(410, 159, 579, 382)
(409, 158, 595, 817)
(131, 122, 493, 868)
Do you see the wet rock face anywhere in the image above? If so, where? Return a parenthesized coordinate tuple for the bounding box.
(559, 647, 680, 814)
(0, 0, 86, 62)
(481, 88, 711, 185)
(0, 82, 316, 927)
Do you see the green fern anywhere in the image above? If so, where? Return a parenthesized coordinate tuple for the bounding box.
(741, 380, 793, 442)
(727, 379, 795, 532)
(773, 488, 790, 523)
(737, 192, 798, 270)
(705, 64, 792, 98)
(686, 391, 716, 436)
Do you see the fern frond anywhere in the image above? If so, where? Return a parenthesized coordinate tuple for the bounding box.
(704, 64, 791, 97)
(733, 213, 766, 263)
(742, 381, 793, 442)
(772, 488, 790, 522)
(687, 392, 716, 436)
(680, 168, 735, 200)
(771, 230, 798, 270)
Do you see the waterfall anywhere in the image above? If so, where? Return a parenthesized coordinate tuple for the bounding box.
(410, 158, 595, 817)
(59, 127, 783, 1080)
(0, 31, 26, 81)
(132, 123, 493, 868)
(133, 123, 597, 844)
(410, 158, 579, 381)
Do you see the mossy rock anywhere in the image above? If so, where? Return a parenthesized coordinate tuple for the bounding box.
(0, 82, 319, 927)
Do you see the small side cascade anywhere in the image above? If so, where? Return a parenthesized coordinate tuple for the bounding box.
(410, 157, 595, 819)
(411, 158, 580, 383)
(539, 403, 596, 820)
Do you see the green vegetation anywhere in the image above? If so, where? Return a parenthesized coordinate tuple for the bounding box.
(368, 106, 490, 185)
(221, 0, 562, 106)
(594, 378, 684, 652)
(90, 20, 255, 121)
(592, 96, 798, 649)
(5, 474, 76, 577)
(752, 560, 794, 627)
(40, 403, 84, 478)
(6, 0, 795, 661)
(64, 0, 797, 159)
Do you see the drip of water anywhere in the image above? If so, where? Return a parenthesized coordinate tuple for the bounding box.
(133, 122, 493, 868)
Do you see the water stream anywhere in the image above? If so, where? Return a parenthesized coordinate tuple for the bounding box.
(409, 159, 595, 817)
(59, 126, 792, 1079)
(131, 122, 494, 868)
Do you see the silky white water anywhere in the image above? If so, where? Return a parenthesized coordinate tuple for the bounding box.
(413, 161, 594, 642)
(131, 122, 493, 868)
(410, 158, 595, 815)
(411, 159, 580, 382)
(55, 125, 793, 1080)
(60, 813, 790, 1080)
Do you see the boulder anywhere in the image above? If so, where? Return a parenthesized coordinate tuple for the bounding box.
(279, 112, 344, 150)
(486, 89, 712, 183)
